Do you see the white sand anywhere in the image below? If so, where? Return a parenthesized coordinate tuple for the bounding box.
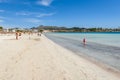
(0, 34, 119, 80)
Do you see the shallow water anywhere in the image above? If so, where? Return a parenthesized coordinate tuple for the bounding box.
(46, 32, 120, 47)
(45, 32, 120, 71)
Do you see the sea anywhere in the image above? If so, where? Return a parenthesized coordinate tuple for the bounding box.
(45, 32, 120, 71)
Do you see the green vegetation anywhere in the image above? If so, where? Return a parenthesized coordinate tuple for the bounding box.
(35, 25, 120, 32)
(1, 25, 120, 33)
(0, 26, 3, 31)
(38, 29, 44, 33)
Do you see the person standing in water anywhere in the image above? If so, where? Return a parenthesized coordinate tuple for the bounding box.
(83, 38, 86, 46)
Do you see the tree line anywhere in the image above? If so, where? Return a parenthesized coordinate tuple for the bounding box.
(1, 25, 120, 33)
(33, 25, 120, 32)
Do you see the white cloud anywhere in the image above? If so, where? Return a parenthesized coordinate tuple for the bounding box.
(16, 12, 31, 16)
(0, 10, 5, 12)
(0, 16, 5, 18)
(16, 11, 39, 16)
(23, 2, 31, 5)
(16, 11, 56, 18)
(0, 19, 4, 22)
(37, 12, 56, 17)
(24, 18, 42, 23)
(37, 0, 53, 6)
(0, 0, 8, 3)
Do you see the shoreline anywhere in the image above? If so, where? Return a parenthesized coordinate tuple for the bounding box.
(45, 35, 120, 78)
(74, 51, 120, 78)
(0, 34, 120, 80)
(45, 35, 120, 79)
(45, 33, 120, 71)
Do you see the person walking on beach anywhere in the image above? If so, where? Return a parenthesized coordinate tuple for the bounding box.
(16, 32, 19, 40)
(83, 38, 86, 46)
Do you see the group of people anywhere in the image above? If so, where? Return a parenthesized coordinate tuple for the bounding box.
(15, 32, 86, 46)
(15, 32, 42, 40)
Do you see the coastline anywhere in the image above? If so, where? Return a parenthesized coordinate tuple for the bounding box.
(45, 33, 120, 77)
(0, 34, 119, 80)
(45, 33, 120, 71)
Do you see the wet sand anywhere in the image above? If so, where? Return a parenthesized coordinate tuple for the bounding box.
(45, 33, 120, 71)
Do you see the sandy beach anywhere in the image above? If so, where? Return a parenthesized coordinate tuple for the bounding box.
(0, 34, 119, 80)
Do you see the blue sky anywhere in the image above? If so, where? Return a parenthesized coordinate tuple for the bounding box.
(0, 0, 120, 28)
